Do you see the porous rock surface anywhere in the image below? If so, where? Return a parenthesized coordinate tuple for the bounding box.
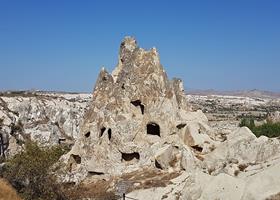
(61, 37, 280, 199)
(0, 92, 90, 157)
(63, 37, 211, 182)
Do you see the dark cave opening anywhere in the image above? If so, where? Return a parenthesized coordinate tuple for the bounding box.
(108, 128, 112, 140)
(147, 122, 160, 137)
(155, 160, 163, 169)
(100, 127, 106, 137)
(130, 100, 145, 115)
(85, 131, 91, 138)
(121, 152, 140, 162)
(191, 145, 203, 153)
(88, 171, 105, 176)
(176, 123, 186, 129)
(71, 154, 81, 164)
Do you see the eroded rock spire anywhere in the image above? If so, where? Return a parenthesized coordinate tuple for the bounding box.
(63, 37, 206, 183)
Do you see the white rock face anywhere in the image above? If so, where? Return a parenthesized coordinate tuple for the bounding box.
(104, 38, 280, 200)
(62, 37, 206, 182)
(242, 162, 280, 200)
(128, 126, 280, 200)
(154, 145, 177, 170)
(0, 92, 91, 156)
(193, 173, 245, 200)
(268, 111, 280, 123)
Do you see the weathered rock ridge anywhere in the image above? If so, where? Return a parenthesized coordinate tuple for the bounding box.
(63, 36, 210, 182)
(0, 92, 90, 157)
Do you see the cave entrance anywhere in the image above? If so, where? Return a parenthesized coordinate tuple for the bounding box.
(176, 123, 186, 129)
(70, 154, 81, 164)
(88, 171, 105, 176)
(121, 152, 140, 162)
(100, 127, 112, 140)
(85, 131, 91, 138)
(131, 100, 145, 115)
(69, 154, 81, 173)
(108, 128, 112, 140)
(191, 145, 203, 153)
(100, 127, 106, 137)
(155, 160, 163, 169)
(147, 122, 160, 137)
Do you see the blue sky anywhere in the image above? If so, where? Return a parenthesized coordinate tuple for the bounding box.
(0, 0, 279, 92)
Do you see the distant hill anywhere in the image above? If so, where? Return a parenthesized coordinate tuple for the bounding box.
(186, 89, 280, 99)
(1, 89, 279, 99)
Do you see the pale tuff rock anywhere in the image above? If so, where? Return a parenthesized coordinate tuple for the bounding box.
(184, 172, 246, 200)
(154, 145, 178, 170)
(63, 37, 200, 182)
(61, 38, 280, 200)
(202, 127, 280, 177)
(129, 161, 280, 200)
(268, 111, 280, 123)
(180, 171, 246, 200)
(180, 145, 197, 172)
(0, 92, 90, 157)
(242, 162, 280, 200)
(181, 162, 280, 200)
(179, 121, 216, 154)
(103, 38, 280, 199)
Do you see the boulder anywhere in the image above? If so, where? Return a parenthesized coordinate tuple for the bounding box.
(179, 121, 216, 154)
(242, 162, 280, 200)
(154, 145, 177, 170)
(180, 145, 197, 171)
(199, 173, 245, 200)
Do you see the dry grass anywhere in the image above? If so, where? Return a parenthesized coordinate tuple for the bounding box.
(65, 178, 118, 200)
(238, 164, 248, 172)
(120, 167, 181, 190)
(0, 178, 22, 200)
(65, 168, 181, 200)
(266, 192, 280, 200)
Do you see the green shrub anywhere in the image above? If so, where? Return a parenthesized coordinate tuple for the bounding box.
(2, 141, 68, 200)
(239, 118, 255, 130)
(239, 118, 280, 138)
(252, 122, 280, 138)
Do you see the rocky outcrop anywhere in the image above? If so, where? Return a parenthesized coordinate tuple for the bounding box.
(61, 36, 280, 199)
(0, 92, 90, 157)
(59, 38, 280, 200)
(128, 127, 280, 200)
(62, 37, 209, 182)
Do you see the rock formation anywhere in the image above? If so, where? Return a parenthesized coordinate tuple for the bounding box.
(0, 92, 90, 157)
(63, 36, 213, 182)
(2, 37, 280, 200)
(128, 127, 280, 200)
(62, 37, 280, 200)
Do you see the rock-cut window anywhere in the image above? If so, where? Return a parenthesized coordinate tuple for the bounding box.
(147, 122, 160, 137)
